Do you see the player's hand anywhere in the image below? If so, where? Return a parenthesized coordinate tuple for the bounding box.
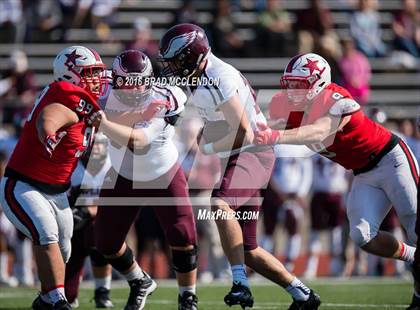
(44, 131, 67, 157)
(87, 110, 106, 127)
(141, 99, 171, 122)
(72, 207, 93, 231)
(253, 122, 280, 145)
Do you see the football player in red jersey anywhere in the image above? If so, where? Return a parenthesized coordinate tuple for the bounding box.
(0, 46, 106, 310)
(254, 53, 419, 306)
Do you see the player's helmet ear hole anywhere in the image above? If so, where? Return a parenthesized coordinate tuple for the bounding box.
(63, 75, 72, 80)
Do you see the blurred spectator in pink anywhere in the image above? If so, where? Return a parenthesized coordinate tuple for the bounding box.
(350, 0, 387, 57)
(125, 17, 160, 73)
(0, 0, 24, 43)
(210, 0, 245, 57)
(256, 0, 292, 56)
(392, 0, 420, 58)
(339, 37, 371, 105)
(295, 0, 335, 53)
(0, 50, 36, 125)
(173, 0, 198, 25)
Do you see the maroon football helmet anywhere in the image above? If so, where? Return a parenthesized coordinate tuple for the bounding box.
(158, 23, 210, 77)
(112, 50, 154, 105)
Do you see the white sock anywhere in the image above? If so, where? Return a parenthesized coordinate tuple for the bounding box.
(95, 274, 112, 290)
(179, 285, 196, 295)
(47, 286, 66, 304)
(124, 263, 144, 282)
(285, 277, 311, 301)
(0, 252, 8, 280)
(397, 242, 415, 263)
(231, 264, 249, 287)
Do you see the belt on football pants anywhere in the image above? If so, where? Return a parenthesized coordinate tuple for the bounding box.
(353, 134, 400, 176)
(4, 167, 71, 195)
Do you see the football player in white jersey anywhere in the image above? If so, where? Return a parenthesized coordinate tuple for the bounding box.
(158, 23, 320, 309)
(65, 132, 114, 308)
(90, 50, 198, 310)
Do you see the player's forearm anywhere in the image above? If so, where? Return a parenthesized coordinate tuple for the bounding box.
(100, 119, 148, 149)
(213, 126, 254, 153)
(278, 124, 330, 145)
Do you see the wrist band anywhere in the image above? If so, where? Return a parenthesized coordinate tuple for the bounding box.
(203, 143, 215, 155)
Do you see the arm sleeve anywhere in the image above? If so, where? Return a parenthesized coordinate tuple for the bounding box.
(329, 98, 361, 117)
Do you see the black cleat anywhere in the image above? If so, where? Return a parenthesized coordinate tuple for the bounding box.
(94, 287, 114, 308)
(124, 273, 157, 310)
(224, 282, 254, 309)
(32, 295, 53, 310)
(178, 291, 198, 310)
(52, 300, 72, 310)
(407, 294, 420, 310)
(288, 290, 321, 310)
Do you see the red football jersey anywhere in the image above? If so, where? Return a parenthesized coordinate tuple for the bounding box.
(269, 83, 392, 170)
(7, 81, 100, 185)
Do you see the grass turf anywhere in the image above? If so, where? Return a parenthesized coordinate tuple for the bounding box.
(0, 278, 413, 310)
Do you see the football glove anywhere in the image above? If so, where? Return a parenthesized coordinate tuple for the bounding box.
(72, 207, 93, 231)
(253, 122, 280, 145)
(44, 131, 67, 157)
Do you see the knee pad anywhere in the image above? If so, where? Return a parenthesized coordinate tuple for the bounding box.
(166, 221, 197, 246)
(89, 248, 108, 267)
(171, 245, 198, 273)
(107, 246, 134, 273)
(350, 221, 374, 247)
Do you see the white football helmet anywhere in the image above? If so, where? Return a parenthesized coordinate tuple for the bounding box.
(281, 53, 331, 102)
(53, 45, 106, 98)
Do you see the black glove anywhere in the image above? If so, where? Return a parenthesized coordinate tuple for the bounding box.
(72, 207, 93, 231)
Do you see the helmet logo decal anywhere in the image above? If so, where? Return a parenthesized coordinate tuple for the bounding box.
(64, 49, 83, 71)
(164, 31, 197, 58)
(285, 54, 303, 73)
(303, 58, 324, 75)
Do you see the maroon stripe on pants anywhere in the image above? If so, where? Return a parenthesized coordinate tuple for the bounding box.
(399, 140, 419, 186)
(4, 179, 40, 245)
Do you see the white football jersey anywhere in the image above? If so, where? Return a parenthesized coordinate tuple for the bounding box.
(312, 154, 348, 194)
(102, 85, 186, 181)
(186, 53, 267, 157)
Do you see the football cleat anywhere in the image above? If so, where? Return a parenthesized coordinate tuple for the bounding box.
(124, 273, 157, 310)
(94, 287, 114, 308)
(288, 290, 321, 310)
(224, 282, 254, 309)
(32, 295, 53, 310)
(407, 293, 420, 310)
(52, 300, 72, 310)
(178, 291, 198, 310)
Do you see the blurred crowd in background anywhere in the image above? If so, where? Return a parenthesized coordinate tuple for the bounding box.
(0, 0, 419, 287)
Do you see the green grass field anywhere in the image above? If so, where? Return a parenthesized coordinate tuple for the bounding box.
(0, 278, 413, 310)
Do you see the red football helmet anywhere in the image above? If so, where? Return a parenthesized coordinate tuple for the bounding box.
(112, 50, 154, 105)
(158, 23, 210, 77)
